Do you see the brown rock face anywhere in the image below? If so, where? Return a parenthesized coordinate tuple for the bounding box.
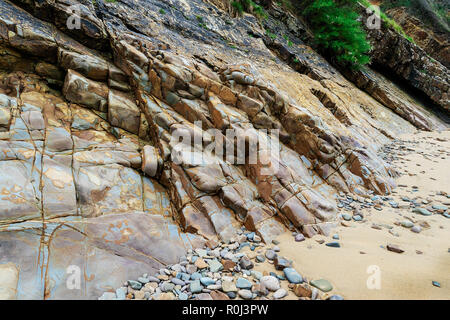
(360, 7, 450, 112)
(386, 7, 450, 69)
(0, 0, 447, 299)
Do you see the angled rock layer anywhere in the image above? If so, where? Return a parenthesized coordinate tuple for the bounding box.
(0, 0, 448, 299)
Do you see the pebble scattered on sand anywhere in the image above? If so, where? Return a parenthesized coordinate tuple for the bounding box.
(99, 227, 339, 300)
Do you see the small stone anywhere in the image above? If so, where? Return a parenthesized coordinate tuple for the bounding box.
(179, 273, 190, 281)
(328, 295, 344, 300)
(171, 278, 185, 286)
(255, 255, 266, 263)
(207, 284, 222, 290)
(310, 279, 333, 292)
(210, 290, 230, 300)
(389, 201, 399, 208)
(273, 288, 287, 299)
(325, 242, 340, 248)
(293, 284, 312, 298)
(413, 208, 432, 216)
(195, 248, 207, 257)
(222, 259, 236, 271)
(272, 240, 280, 245)
(190, 280, 203, 293)
(222, 280, 237, 293)
(226, 292, 237, 299)
(161, 282, 175, 292)
(260, 276, 280, 291)
(158, 292, 176, 300)
(238, 289, 253, 300)
(237, 234, 247, 243)
(200, 277, 215, 286)
(274, 257, 292, 270)
(432, 204, 448, 211)
(295, 234, 305, 242)
(115, 287, 127, 300)
(190, 272, 202, 280)
(251, 283, 268, 296)
(208, 259, 223, 273)
(142, 282, 157, 293)
(171, 264, 182, 272)
(332, 234, 339, 240)
(127, 280, 142, 290)
(411, 226, 422, 233)
(196, 293, 213, 300)
(265, 250, 277, 260)
(239, 256, 254, 270)
(137, 277, 149, 284)
(401, 221, 414, 228)
(283, 268, 303, 284)
(432, 281, 441, 288)
(387, 244, 404, 254)
(372, 224, 382, 230)
(157, 274, 169, 281)
(341, 213, 352, 221)
(194, 258, 208, 269)
(251, 270, 262, 280)
(134, 290, 146, 300)
(178, 292, 188, 300)
(236, 277, 252, 289)
(147, 276, 160, 283)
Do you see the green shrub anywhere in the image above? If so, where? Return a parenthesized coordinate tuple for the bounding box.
(265, 29, 277, 40)
(360, 0, 414, 42)
(380, 0, 449, 32)
(304, 0, 371, 68)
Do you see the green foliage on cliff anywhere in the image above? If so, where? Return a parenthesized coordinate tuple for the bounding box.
(231, 0, 267, 19)
(304, 0, 371, 68)
(360, 0, 414, 42)
(381, 0, 450, 32)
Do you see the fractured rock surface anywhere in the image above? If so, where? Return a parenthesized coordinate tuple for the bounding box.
(0, 0, 448, 299)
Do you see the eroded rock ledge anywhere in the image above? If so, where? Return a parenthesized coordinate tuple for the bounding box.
(387, 7, 449, 69)
(0, 0, 448, 299)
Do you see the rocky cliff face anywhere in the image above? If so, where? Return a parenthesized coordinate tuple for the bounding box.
(360, 7, 450, 112)
(386, 7, 449, 69)
(0, 0, 448, 299)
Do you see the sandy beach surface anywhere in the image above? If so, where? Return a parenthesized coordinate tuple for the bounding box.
(261, 130, 450, 300)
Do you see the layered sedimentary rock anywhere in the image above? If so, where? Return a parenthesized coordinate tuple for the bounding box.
(0, 0, 448, 299)
(361, 7, 450, 112)
(387, 7, 450, 69)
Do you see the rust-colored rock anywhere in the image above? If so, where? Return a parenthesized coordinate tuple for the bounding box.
(0, 0, 447, 300)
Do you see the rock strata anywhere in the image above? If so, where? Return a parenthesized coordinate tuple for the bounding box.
(0, 0, 447, 299)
